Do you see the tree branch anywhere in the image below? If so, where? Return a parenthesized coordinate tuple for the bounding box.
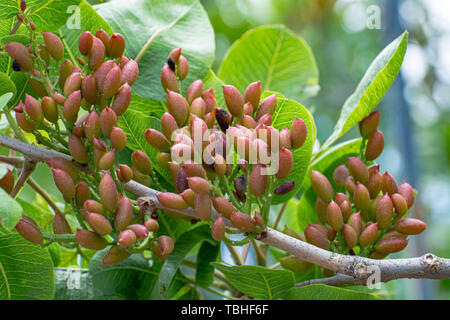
(2, 133, 449, 285)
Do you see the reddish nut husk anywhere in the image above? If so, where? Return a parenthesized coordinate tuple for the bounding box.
(158, 192, 189, 210)
(63, 91, 82, 122)
(276, 148, 293, 179)
(310, 170, 334, 203)
(332, 165, 349, 187)
(114, 195, 133, 231)
(255, 94, 277, 121)
(75, 181, 90, 208)
(110, 127, 127, 152)
(167, 90, 188, 126)
(376, 194, 394, 228)
(88, 37, 105, 70)
(64, 72, 82, 97)
(291, 117, 307, 149)
(144, 219, 159, 233)
(186, 80, 204, 104)
(131, 150, 153, 175)
(187, 177, 210, 194)
(359, 223, 379, 247)
(24, 94, 43, 123)
(145, 129, 171, 151)
(118, 164, 133, 183)
(161, 64, 178, 92)
(359, 110, 380, 139)
(230, 212, 256, 232)
(223, 85, 244, 119)
(339, 200, 352, 222)
(381, 172, 398, 195)
(42, 32, 64, 60)
(53, 212, 72, 234)
(244, 81, 262, 112)
(83, 200, 105, 216)
(399, 182, 415, 209)
(41, 96, 58, 123)
(212, 197, 236, 219)
(120, 59, 139, 86)
(0, 169, 14, 194)
(100, 107, 118, 139)
(342, 224, 358, 249)
(79, 31, 93, 56)
(347, 212, 363, 236)
(316, 197, 328, 224)
(327, 201, 344, 231)
(16, 219, 43, 244)
(159, 235, 174, 256)
(367, 171, 382, 199)
(52, 168, 75, 202)
(98, 150, 116, 170)
(304, 224, 329, 249)
(109, 33, 126, 58)
(103, 65, 122, 98)
(84, 111, 100, 141)
(68, 134, 89, 164)
(161, 112, 179, 141)
(365, 130, 384, 161)
(274, 180, 295, 195)
(99, 173, 118, 213)
(279, 128, 292, 150)
(5, 42, 33, 71)
(127, 224, 148, 240)
(177, 55, 189, 80)
(335, 193, 350, 206)
(112, 83, 132, 116)
(81, 74, 98, 104)
(250, 164, 268, 197)
(118, 230, 137, 248)
(394, 218, 426, 235)
(181, 162, 207, 178)
(76, 229, 107, 250)
(29, 69, 47, 97)
(353, 183, 370, 211)
(194, 193, 212, 221)
(85, 212, 112, 236)
(345, 177, 356, 194)
(211, 216, 226, 241)
(102, 245, 131, 265)
(347, 157, 369, 184)
(375, 237, 408, 254)
(390, 193, 408, 217)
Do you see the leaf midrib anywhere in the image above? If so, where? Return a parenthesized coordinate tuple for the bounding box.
(263, 30, 284, 92)
(0, 261, 11, 300)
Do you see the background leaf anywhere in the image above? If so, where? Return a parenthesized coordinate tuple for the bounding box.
(213, 263, 295, 300)
(195, 241, 220, 288)
(0, 229, 54, 300)
(321, 31, 408, 151)
(0, 188, 22, 230)
(218, 25, 319, 102)
(0, 72, 16, 100)
(95, 0, 215, 101)
(54, 268, 96, 300)
(285, 284, 382, 300)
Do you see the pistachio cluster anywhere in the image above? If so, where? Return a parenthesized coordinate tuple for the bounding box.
(297, 111, 425, 269)
(149, 50, 308, 242)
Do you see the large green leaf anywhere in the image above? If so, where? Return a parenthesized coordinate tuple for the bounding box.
(54, 268, 96, 300)
(195, 241, 219, 288)
(0, 72, 16, 101)
(321, 31, 408, 151)
(0, 188, 22, 230)
(213, 263, 295, 300)
(285, 284, 382, 300)
(0, 230, 54, 300)
(95, 0, 215, 101)
(218, 25, 319, 102)
(145, 222, 215, 299)
(0, 92, 13, 111)
(0, 0, 82, 31)
(270, 93, 316, 204)
(202, 69, 225, 107)
(287, 139, 361, 233)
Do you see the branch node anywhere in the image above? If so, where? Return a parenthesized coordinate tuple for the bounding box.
(353, 261, 372, 279)
(136, 197, 157, 219)
(421, 253, 440, 272)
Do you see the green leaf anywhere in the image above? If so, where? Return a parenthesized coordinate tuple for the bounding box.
(213, 263, 295, 300)
(270, 93, 316, 204)
(285, 284, 382, 300)
(0, 34, 28, 46)
(95, 0, 215, 101)
(128, 93, 166, 119)
(321, 31, 408, 151)
(118, 108, 172, 185)
(146, 222, 215, 299)
(0, 230, 55, 300)
(89, 250, 156, 299)
(195, 241, 219, 288)
(0, 188, 22, 230)
(0, 72, 16, 100)
(0, 91, 13, 111)
(218, 25, 319, 102)
(0, 0, 82, 31)
(16, 198, 54, 230)
(54, 268, 96, 300)
(288, 139, 361, 233)
(202, 69, 225, 107)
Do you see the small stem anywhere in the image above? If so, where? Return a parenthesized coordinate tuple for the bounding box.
(273, 201, 288, 230)
(269, 262, 281, 269)
(241, 243, 250, 263)
(0, 155, 24, 167)
(42, 232, 76, 243)
(10, 161, 36, 198)
(225, 242, 244, 266)
(251, 239, 266, 267)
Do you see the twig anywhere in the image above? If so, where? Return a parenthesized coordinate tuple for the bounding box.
(27, 177, 63, 215)
(10, 161, 35, 198)
(273, 202, 288, 229)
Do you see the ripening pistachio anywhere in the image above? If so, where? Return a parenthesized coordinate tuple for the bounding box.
(376, 194, 394, 228)
(98, 150, 116, 170)
(131, 166, 151, 186)
(118, 164, 133, 183)
(145, 129, 171, 151)
(194, 193, 212, 221)
(16, 104, 35, 132)
(29, 69, 47, 98)
(145, 218, 159, 233)
(109, 127, 127, 152)
(68, 134, 89, 164)
(168, 161, 180, 185)
(16, 219, 43, 244)
(114, 195, 133, 231)
(79, 31, 93, 56)
(75, 181, 90, 208)
(53, 212, 72, 235)
(347, 157, 369, 184)
(41, 96, 58, 123)
(244, 81, 262, 112)
(252, 211, 264, 227)
(255, 94, 277, 121)
(250, 164, 268, 197)
(290, 117, 307, 149)
(223, 85, 244, 119)
(359, 110, 380, 139)
(276, 148, 293, 179)
(327, 228, 337, 241)
(131, 151, 152, 175)
(80, 75, 97, 104)
(51, 92, 66, 106)
(120, 59, 139, 86)
(177, 55, 189, 80)
(312, 224, 327, 237)
(94, 60, 114, 91)
(175, 167, 188, 193)
(368, 195, 381, 222)
(370, 251, 389, 259)
(99, 173, 118, 212)
(83, 200, 105, 216)
(168, 48, 182, 64)
(63, 90, 82, 122)
(278, 128, 292, 150)
(335, 193, 350, 206)
(85, 212, 112, 236)
(76, 229, 107, 250)
(338, 200, 352, 222)
(158, 192, 189, 210)
(167, 90, 188, 126)
(88, 37, 106, 70)
(391, 193, 408, 217)
(24, 94, 43, 123)
(5, 42, 33, 71)
(156, 152, 170, 170)
(332, 165, 349, 188)
(118, 229, 136, 248)
(367, 171, 382, 199)
(359, 223, 379, 247)
(47, 158, 78, 183)
(327, 201, 344, 231)
(347, 212, 362, 236)
(204, 112, 215, 129)
(375, 237, 408, 254)
(42, 32, 64, 60)
(158, 235, 174, 257)
(381, 172, 398, 195)
(380, 229, 408, 240)
(108, 33, 125, 58)
(93, 137, 107, 153)
(96, 29, 110, 53)
(99, 107, 118, 138)
(112, 83, 131, 116)
(365, 130, 384, 161)
(0, 169, 14, 194)
(230, 212, 256, 232)
(304, 224, 329, 249)
(257, 113, 273, 126)
(394, 218, 426, 235)
(354, 183, 370, 211)
(190, 97, 206, 118)
(211, 216, 226, 241)
(310, 170, 334, 203)
(315, 197, 328, 224)
(103, 65, 122, 98)
(117, 56, 129, 69)
(212, 197, 236, 219)
(274, 180, 295, 196)
(399, 182, 415, 209)
(58, 60, 73, 90)
(52, 168, 75, 202)
(187, 177, 210, 194)
(342, 224, 358, 249)
(102, 245, 131, 265)
(64, 72, 82, 97)
(186, 80, 204, 104)
(179, 189, 194, 207)
(345, 177, 356, 194)
(243, 102, 253, 116)
(181, 161, 207, 178)
(213, 154, 226, 178)
(215, 107, 233, 132)
(161, 64, 178, 92)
